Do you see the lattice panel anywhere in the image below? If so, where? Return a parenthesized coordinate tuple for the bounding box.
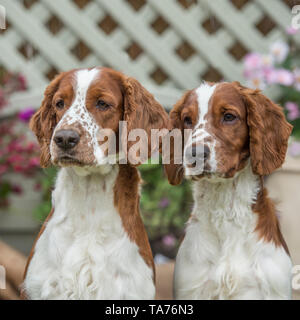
(0, 0, 298, 112)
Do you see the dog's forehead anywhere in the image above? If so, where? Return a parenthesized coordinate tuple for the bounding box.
(55, 68, 100, 96)
(74, 68, 100, 92)
(192, 82, 217, 126)
(211, 82, 246, 111)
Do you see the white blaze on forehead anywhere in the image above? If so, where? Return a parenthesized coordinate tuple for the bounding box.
(52, 68, 106, 165)
(195, 83, 217, 127)
(191, 83, 217, 141)
(75, 68, 99, 94)
(184, 83, 218, 175)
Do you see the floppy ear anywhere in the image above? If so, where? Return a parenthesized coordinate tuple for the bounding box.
(30, 72, 65, 167)
(121, 76, 169, 165)
(234, 82, 293, 176)
(163, 92, 190, 185)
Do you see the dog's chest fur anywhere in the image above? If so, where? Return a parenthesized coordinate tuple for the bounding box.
(174, 164, 292, 300)
(24, 166, 155, 300)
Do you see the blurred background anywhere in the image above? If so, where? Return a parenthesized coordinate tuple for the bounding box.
(0, 0, 299, 299)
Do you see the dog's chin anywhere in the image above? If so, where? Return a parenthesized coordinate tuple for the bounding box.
(184, 161, 213, 180)
(186, 171, 219, 181)
(184, 166, 225, 181)
(185, 167, 244, 182)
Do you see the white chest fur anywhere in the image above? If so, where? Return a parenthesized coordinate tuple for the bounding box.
(24, 166, 155, 300)
(174, 164, 292, 300)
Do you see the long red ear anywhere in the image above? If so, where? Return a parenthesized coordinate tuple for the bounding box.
(234, 82, 293, 176)
(121, 76, 169, 165)
(30, 72, 65, 167)
(163, 91, 191, 185)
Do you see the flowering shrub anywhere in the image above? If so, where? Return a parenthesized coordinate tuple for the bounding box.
(139, 163, 192, 257)
(0, 72, 40, 207)
(243, 27, 300, 143)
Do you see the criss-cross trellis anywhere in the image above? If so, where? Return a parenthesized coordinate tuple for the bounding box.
(0, 0, 297, 115)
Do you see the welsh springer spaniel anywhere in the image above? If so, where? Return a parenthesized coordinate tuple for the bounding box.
(22, 67, 168, 299)
(165, 81, 293, 299)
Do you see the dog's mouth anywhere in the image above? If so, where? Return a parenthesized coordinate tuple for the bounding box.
(56, 155, 84, 167)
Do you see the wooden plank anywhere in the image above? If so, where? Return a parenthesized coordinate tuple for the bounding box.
(40, 0, 148, 82)
(98, 0, 199, 88)
(202, 0, 270, 52)
(1, 0, 79, 71)
(148, 0, 244, 82)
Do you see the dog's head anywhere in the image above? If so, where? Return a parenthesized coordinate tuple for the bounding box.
(30, 67, 168, 168)
(164, 81, 292, 184)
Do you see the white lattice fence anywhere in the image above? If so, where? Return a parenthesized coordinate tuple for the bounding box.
(0, 0, 297, 115)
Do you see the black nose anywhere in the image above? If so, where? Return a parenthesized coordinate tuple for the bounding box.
(191, 144, 210, 160)
(54, 130, 80, 150)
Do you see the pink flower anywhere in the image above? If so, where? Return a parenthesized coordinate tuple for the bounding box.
(18, 107, 35, 122)
(162, 234, 176, 247)
(246, 73, 266, 90)
(294, 69, 300, 91)
(7, 154, 24, 164)
(243, 53, 263, 77)
(266, 69, 294, 86)
(289, 141, 300, 157)
(17, 74, 27, 91)
(286, 26, 299, 35)
(13, 164, 24, 173)
(285, 102, 300, 121)
(29, 157, 40, 167)
(270, 41, 289, 63)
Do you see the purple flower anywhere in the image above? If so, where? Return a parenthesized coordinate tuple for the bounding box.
(285, 102, 300, 121)
(289, 141, 300, 157)
(162, 234, 176, 247)
(266, 69, 294, 86)
(159, 197, 170, 208)
(18, 107, 35, 122)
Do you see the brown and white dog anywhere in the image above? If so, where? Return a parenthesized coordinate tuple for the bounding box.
(165, 81, 293, 299)
(22, 67, 168, 299)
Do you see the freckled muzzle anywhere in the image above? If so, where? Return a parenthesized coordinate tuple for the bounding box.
(50, 121, 101, 167)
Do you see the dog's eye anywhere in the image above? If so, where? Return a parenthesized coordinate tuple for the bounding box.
(96, 100, 110, 111)
(183, 116, 193, 127)
(55, 99, 64, 110)
(223, 113, 236, 122)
